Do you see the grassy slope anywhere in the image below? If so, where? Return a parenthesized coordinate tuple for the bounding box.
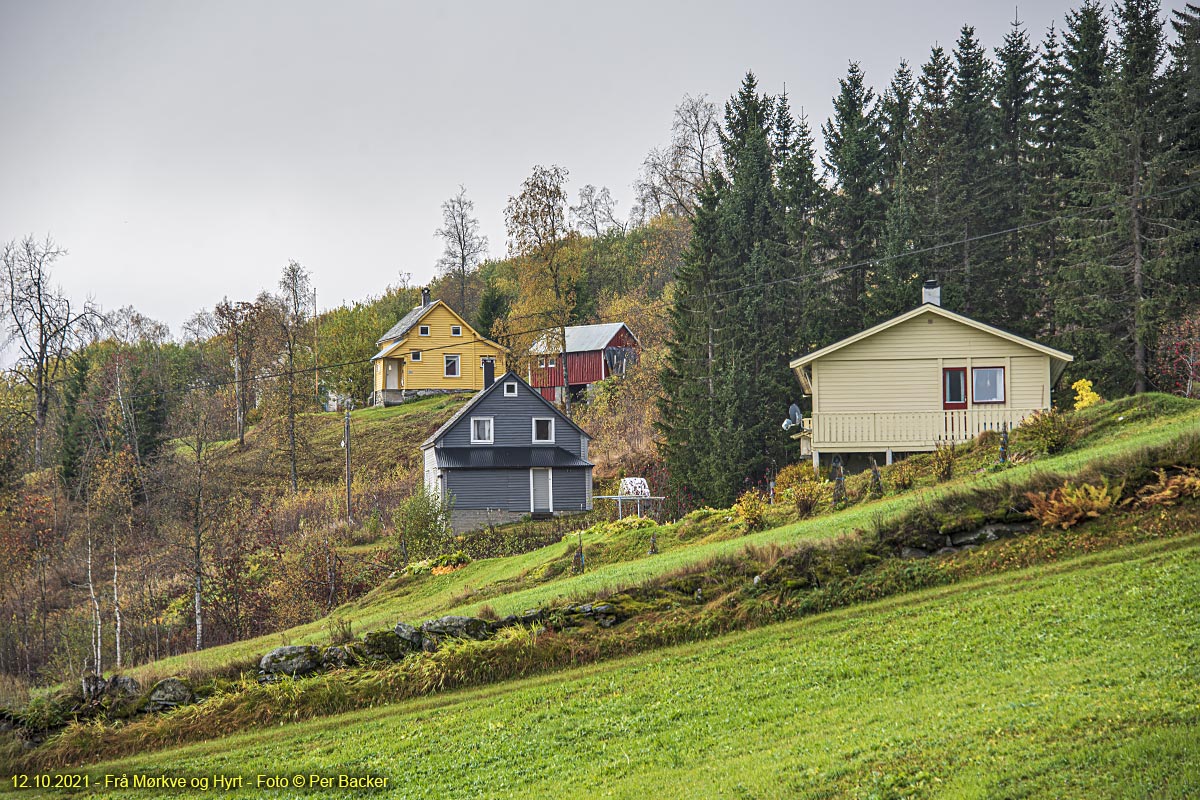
(56, 535, 1200, 799)
(213, 394, 470, 488)
(126, 394, 1200, 681)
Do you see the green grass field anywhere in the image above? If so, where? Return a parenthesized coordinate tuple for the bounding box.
(30, 534, 1200, 799)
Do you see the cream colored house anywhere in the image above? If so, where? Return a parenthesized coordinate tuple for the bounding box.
(788, 291, 1073, 468)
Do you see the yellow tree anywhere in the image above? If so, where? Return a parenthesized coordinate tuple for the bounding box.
(503, 165, 583, 413)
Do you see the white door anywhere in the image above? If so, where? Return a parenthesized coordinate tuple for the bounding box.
(531, 468, 552, 512)
(386, 360, 399, 390)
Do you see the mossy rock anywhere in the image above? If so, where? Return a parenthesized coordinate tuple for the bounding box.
(145, 678, 195, 712)
(360, 630, 409, 661)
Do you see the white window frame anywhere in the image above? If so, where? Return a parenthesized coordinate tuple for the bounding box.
(419, 325, 431, 336)
(503, 381, 518, 397)
(532, 417, 555, 443)
(450, 325, 462, 337)
(444, 354, 461, 378)
(470, 416, 494, 444)
(971, 366, 1006, 404)
(410, 350, 422, 362)
(547, 357, 556, 368)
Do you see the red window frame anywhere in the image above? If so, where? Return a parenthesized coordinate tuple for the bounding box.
(943, 367, 967, 410)
(970, 366, 1006, 405)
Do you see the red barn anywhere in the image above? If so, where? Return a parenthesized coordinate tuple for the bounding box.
(528, 322, 640, 402)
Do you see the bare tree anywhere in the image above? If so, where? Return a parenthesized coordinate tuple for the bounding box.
(273, 261, 313, 494)
(635, 94, 723, 218)
(435, 186, 489, 313)
(168, 381, 225, 652)
(570, 185, 627, 237)
(1, 235, 96, 468)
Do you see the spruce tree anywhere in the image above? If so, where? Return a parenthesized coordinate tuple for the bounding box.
(1031, 24, 1070, 335)
(820, 62, 884, 335)
(880, 61, 917, 201)
(946, 26, 1000, 320)
(993, 17, 1038, 333)
(1059, 0, 1172, 395)
(1062, 0, 1111, 164)
(908, 46, 959, 299)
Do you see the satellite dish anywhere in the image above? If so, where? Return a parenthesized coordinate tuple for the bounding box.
(789, 404, 802, 424)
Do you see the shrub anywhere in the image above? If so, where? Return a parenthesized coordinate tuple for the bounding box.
(733, 490, 768, 532)
(787, 480, 831, 518)
(1072, 378, 1104, 410)
(1128, 467, 1200, 508)
(889, 460, 915, 492)
(1026, 480, 1121, 529)
(775, 462, 817, 494)
(391, 486, 454, 564)
(1018, 408, 1074, 454)
(932, 442, 957, 482)
(430, 550, 471, 574)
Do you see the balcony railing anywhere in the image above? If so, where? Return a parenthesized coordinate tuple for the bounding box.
(804, 408, 1038, 449)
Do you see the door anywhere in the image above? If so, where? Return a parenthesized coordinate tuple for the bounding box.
(386, 360, 400, 390)
(531, 468, 552, 512)
(943, 368, 967, 410)
(482, 357, 496, 388)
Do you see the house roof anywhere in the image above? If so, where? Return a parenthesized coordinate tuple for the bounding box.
(530, 322, 638, 355)
(433, 446, 591, 470)
(374, 299, 504, 353)
(789, 303, 1074, 381)
(377, 302, 434, 345)
(421, 370, 592, 449)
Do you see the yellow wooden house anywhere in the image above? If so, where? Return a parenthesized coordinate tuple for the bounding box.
(788, 282, 1073, 469)
(371, 289, 507, 406)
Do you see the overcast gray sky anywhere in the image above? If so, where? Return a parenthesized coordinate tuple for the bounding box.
(0, 1, 1187, 336)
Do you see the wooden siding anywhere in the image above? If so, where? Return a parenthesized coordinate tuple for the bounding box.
(829, 313, 1048, 361)
(373, 304, 506, 393)
(423, 447, 438, 493)
(530, 350, 605, 388)
(443, 466, 591, 512)
(812, 314, 1053, 416)
(436, 381, 585, 457)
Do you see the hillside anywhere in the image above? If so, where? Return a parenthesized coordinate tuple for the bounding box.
(106, 392, 1200, 679)
(210, 394, 471, 489)
(5, 393, 1200, 789)
(20, 536, 1200, 798)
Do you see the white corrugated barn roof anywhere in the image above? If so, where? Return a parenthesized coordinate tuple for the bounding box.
(531, 322, 636, 354)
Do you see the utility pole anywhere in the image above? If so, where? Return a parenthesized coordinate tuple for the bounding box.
(343, 407, 353, 524)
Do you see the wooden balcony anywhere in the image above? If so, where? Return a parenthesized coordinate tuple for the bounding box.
(801, 408, 1038, 452)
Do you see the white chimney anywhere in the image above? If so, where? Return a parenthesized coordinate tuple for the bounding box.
(922, 279, 941, 307)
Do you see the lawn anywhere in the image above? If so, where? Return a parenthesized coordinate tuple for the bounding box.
(40, 535, 1200, 799)
(123, 394, 1200, 682)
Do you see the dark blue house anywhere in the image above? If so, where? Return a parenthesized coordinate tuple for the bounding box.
(421, 371, 594, 532)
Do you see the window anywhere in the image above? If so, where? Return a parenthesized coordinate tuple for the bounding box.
(470, 416, 493, 443)
(450, 325, 462, 336)
(532, 417, 555, 443)
(943, 368, 967, 410)
(410, 350, 422, 362)
(972, 367, 1005, 404)
(504, 382, 518, 397)
(444, 354, 460, 377)
(419, 325, 430, 336)
(548, 357, 556, 368)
